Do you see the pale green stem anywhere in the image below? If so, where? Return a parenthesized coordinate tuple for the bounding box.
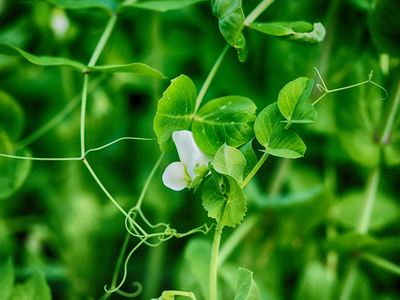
(134, 152, 165, 209)
(244, 0, 276, 26)
(339, 261, 358, 300)
(268, 158, 290, 196)
(88, 13, 118, 67)
(242, 152, 269, 188)
(159, 291, 197, 300)
(210, 224, 223, 300)
(362, 252, 400, 276)
(82, 158, 129, 218)
(0, 154, 80, 161)
(194, 45, 230, 114)
(218, 214, 258, 267)
(357, 166, 380, 234)
(84, 137, 155, 156)
(80, 74, 89, 157)
(15, 75, 105, 151)
(380, 72, 400, 145)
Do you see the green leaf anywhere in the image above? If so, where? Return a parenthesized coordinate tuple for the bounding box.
(0, 43, 86, 72)
(329, 190, 400, 231)
(0, 257, 14, 300)
(45, 0, 116, 13)
(235, 32, 249, 63)
(249, 21, 326, 44)
(383, 129, 400, 166)
(214, 144, 247, 183)
(0, 90, 24, 141)
(277, 77, 314, 121)
(234, 268, 261, 300)
(153, 75, 197, 151)
(192, 96, 256, 154)
(254, 103, 306, 158)
(370, 0, 400, 57)
(238, 140, 257, 179)
(211, 0, 245, 46)
(202, 171, 247, 228)
(118, 0, 208, 13)
(0, 131, 32, 200)
(324, 232, 377, 254)
(88, 63, 164, 78)
(281, 103, 317, 124)
(10, 271, 52, 300)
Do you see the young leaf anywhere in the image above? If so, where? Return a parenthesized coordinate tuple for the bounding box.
(192, 96, 257, 154)
(202, 172, 247, 228)
(370, 0, 400, 57)
(154, 75, 197, 151)
(0, 257, 14, 300)
(0, 90, 24, 141)
(118, 0, 208, 13)
(0, 43, 86, 72)
(45, 0, 116, 13)
(87, 63, 164, 79)
(239, 140, 257, 179)
(249, 21, 326, 44)
(214, 144, 247, 183)
(254, 103, 306, 158)
(211, 0, 245, 47)
(0, 131, 32, 200)
(277, 77, 314, 121)
(10, 271, 52, 300)
(234, 268, 261, 300)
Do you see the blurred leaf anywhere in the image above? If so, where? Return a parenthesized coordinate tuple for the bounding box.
(235, 32, 248, 63)
(238, 140, 257, 179)
(10, 271, 52, 300)
(118, 0, 208, 13)
(153, 74, 196, 151)
(234, 268, 261, 300)
(202, 171, 247, 228)
(254, 103, 306, 158)
(214, 144, 246, 183)
(88, 63, 164, 78)
(0, 43, 86, 71)
(295, 260, 336, 300)
(0, 257, 14, 300)
(45, 0, 115, 13)
(183, 238, 212, 298)
(0, 131, 32, 200)
(192, 96, 256, 154)
(383, 129, 400, 165)
(211, 0, 245, 46)
(252, 185, 324, 209)
(330, 190, 400, 231)
(249, 22, 326, 44)
(277, 77, 315, 122)
(370, 0, 400, 57)
(324, 232, 377, 254)
(0, 90, 24, 141)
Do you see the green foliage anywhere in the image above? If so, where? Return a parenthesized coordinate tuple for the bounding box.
(234, 268, 261, 300)
(0, 257, 14, 300)
(118, 0, 209, 13)
(192, 96, 256, 154)
(249, 22, 326, 45)
(10, 271, 52, 300)
(214, 144, 246, 183)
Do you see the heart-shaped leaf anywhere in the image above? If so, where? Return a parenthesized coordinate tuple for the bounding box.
(154, 75, 197, 151)
(254, 103, 306, 158)
(192, 96, 256, 154)
(249, 21, 326, 45)
(214, 144, 246, 183)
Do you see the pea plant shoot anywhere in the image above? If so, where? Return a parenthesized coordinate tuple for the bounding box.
(0, 0, 399, 300)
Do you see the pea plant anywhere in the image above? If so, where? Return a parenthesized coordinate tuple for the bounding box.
(0, 0, 399, 300)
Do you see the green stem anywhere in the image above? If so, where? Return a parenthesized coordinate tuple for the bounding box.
(268, 158, 290, 196)
(357, 166, 380, 234)
(244, 0, 276, 26)
(88, 13, 118, 67)
(0, 154, 80, 161)
(195, 45, 230, 114)
(160, 291, 197, 299)
(80, 74, 89, 157)
(362, 252, 400, 276)
(82, 158, 129, 218)
(242, 152, 269, 188)
(339, 261, 358, 300)
(210, 223, 223, 300)
(380, 72, 400, 145)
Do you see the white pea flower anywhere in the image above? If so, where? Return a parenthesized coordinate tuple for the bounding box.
(162, 130, 213, 191)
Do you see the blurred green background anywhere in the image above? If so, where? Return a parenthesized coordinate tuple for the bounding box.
(0, 0, 400, 299)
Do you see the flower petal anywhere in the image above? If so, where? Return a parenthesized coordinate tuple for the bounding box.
(162, 161, 190, 191)
(172, 130, 212, 180)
